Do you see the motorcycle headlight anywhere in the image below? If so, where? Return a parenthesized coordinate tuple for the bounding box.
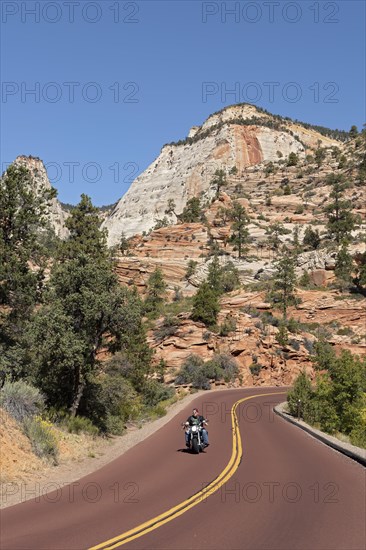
(191, 425, 197, 432)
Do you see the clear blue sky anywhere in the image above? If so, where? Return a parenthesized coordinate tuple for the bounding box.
(1, 0, 365, 205)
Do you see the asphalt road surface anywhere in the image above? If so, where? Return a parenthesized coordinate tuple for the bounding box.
(1, 388, 365, 550)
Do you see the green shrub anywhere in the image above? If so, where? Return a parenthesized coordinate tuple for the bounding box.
(185, 260, 198, 279)
(336, 326, 354, 336)
(0, 381, 45, 424)
(303, 338, 315, 354)
(210, 354, 238, 382)
(65, 415, 99, 436)
(289, 339, 301, 351)
(191, 282, 220, 326)
(312, 339, 336, 370)
(249, 363, 262, 376)
(287, 371, 313, 418)
(175, 355, 210, 389)
(142, 380, 174, 407)
(221, 262, 240, 292)
(87, 372, 143, 430)
(154, 316, 180, 340)
(149, 403, 168, 418)
(219, 317, 237, 336)
(298, 270, 312, 288)
(105, 414, 126, 435)
(261, 311, 280, 327)
(286, 317, 302, 334)
(24, 417, 59, 463)
(350, 415, 366, 448)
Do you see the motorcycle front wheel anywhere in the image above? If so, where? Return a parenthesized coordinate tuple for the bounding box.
(192, 438, 199, 454)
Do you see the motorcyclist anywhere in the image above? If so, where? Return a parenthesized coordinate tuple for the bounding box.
(184, 407, 209, 448)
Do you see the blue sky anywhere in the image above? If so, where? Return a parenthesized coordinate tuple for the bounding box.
(1, 0, 365, 205)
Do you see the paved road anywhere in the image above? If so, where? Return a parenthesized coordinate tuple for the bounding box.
(1, 388, 365, 550)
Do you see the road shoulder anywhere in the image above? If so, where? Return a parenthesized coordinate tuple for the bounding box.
(274, 402, 366, 467)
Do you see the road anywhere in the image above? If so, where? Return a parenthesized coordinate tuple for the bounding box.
(1, 388, 365, 550)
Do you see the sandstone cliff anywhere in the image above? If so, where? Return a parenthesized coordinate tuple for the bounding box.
(103, 104, 341, 245)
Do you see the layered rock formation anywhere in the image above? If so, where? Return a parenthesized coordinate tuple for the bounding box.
(103, 104, 340, 245)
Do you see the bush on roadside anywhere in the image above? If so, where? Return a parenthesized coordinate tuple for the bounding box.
(24, 417, 59, 463)
(64, 415, 99, 436)
(175, 355, 211, 389)
(141, 379, 175, 407)
(0, 380, 45, 423)
(287, 371, 313, 418)
(206, 354, 239, 382)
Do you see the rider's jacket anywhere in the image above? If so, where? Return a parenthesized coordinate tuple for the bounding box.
(186, 414, 206, 426)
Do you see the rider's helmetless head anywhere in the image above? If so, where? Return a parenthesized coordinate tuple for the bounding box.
(192, 408, 199, 416)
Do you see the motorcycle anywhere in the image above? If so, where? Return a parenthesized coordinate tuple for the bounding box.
(183, 421, 208, 454)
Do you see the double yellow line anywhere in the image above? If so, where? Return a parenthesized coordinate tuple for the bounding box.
(90, 391, 285, 550)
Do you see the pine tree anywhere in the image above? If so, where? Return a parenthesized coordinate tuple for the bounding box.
(228, 201, 250, 258)
(119, 232, 130, 255)
(265, 222, 290, 250)
(287, 152, 299, 166)
(179, 197, 205, 223)
(271, 249, 297, 320)
(0, 164, 56, 317)
(354, 252, 366, 294)
(303, 226, 321, 250)
(325, 174, 356, 245)
(334, 243, 353, 290)
(314, 146, 326, 167)
(207, 255, 223, 294)
(26, 195, 152, 415)
(211, 169, 227, 198)
(191, 282, 220, 326)
(165, 199, 177, 217)
(291, 226, 302, 255)
(144, 267, 167, 317)
(349, 125, 358, 138)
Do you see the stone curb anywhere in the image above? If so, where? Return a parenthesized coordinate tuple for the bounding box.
(274, 402, 366, 467)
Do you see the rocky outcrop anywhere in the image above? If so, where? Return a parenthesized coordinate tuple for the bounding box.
(13, 156, 68, 239)
(149, 303, 315, 387)
(103, 104, 341, 245)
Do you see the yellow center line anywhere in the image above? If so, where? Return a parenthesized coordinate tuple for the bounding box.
(89, 391, 286, 550)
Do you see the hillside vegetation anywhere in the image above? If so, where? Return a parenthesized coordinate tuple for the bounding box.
(1, 114, 365, 469)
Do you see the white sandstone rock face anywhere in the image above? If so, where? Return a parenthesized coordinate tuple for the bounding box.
(13, 156, 69, 239)
(102, 104, 321, 246)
